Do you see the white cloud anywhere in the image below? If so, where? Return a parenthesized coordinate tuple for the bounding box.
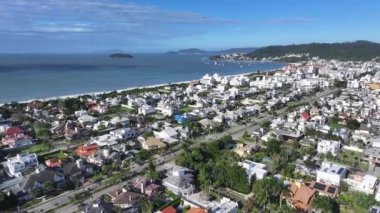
(0, 0, 235, 36)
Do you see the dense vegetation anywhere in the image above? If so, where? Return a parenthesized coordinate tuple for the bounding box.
(176, 136, 251, 194)
(245, 40, 380, 61)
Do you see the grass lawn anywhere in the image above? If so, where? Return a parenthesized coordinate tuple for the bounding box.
(329, 122, 347, 129)
(359, 162, 369, 171)
(44, 151, 68, 159)
(180, 106, 194, 113)
(23, 143, 50, 154)
(340, 205, 367, 213)
(327, 150, 364, 169)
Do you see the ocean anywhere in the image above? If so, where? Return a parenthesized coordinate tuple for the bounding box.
(0, 53, 286, 103)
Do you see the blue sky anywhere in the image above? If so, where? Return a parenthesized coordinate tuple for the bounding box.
(1, 0, 379, 53)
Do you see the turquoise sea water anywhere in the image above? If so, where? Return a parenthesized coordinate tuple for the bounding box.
(0, 54, 286, 103)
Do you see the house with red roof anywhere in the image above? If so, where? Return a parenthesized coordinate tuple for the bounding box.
(2, 134, 33, 149)
(5, 127, 23, 137)
(186, 208, 207, 213)
(2, 127, 33, 148)
(75, 144, 98, 157)
(288, 183, 316, 212)
(161, 206, 177, 213)
(300, 112, 311, 122)
(45, 159, 63, 168)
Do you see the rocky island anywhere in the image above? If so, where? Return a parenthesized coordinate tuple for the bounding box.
(109, 53, 133, 59)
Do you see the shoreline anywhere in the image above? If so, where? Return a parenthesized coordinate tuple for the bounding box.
(2, 69, 280, 105)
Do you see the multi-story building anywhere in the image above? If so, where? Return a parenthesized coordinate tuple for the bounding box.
(7, 153, 39, 177)
(317, 139, 341, 156)
(316, 162, 347, 186)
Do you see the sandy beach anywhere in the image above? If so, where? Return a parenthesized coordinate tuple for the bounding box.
(8, 69, 279, 106)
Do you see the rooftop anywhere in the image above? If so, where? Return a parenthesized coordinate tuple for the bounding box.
(319, 162, 346, 175)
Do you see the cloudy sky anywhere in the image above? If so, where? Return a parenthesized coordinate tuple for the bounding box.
(1, 0, 380, 53)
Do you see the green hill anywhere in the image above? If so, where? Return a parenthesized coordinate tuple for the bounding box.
(245, 40, 380, 61)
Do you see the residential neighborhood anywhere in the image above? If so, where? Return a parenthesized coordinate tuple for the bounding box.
(2, 57, 380, 212)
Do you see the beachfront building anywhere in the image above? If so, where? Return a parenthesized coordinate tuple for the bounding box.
(7, 153, 39, 177)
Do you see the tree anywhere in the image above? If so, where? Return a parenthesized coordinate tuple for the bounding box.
(101, 165, 112, 176)
(36, 129, 52, 142)
(304, 158, 315, 170)
(147, 158, 160, 180)
(111, 161, 120, 171)
(97, 124, 106, 132)
(33, 121, 52, 141)
(0, 192, 17, 211)
(311, 195, 338, 213)
(31, 187, 44, 198)
(143, 131, 154, 139)
(266, 139, 281, 156)
(225, 164, 250, 194)
(338, 192, 377, 210)
(243, 130, 250, 139)
(260, 121, 271, 129)
(346, 119, 360, 130)
(138, 197, 153, 213)
(253, 177, 284, 208)
(43, 181, 55, 194)
(333, 79, 347, 88)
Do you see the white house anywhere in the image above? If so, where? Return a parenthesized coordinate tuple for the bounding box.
(230, 75, 249, 87)
(155, 127, 179, 144)
(110, 116, 130, 126)
(162, 166, 194, 196)
(160, 106, 179, 117)
(138, 105, 155, 115)
(317, 139, 341, 156)
(345, 174, 378, 195)
(238, 160, 268, 181)
(91, 134, 119, 147)
(0, 123, 10, 134)
(78, 114, 98, 125)
(182, 194, 238, 213)
(209, 197, 239, 213)
(75, 109, 88, 117)
(110, 128, 137, 140)
(7, 153, 39, 177)
(316, 161, 347, 186)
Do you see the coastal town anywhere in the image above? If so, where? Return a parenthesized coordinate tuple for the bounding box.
(2, 56, 380, 213)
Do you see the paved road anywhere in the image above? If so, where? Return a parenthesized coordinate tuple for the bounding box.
(26, 163, 147, 213)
